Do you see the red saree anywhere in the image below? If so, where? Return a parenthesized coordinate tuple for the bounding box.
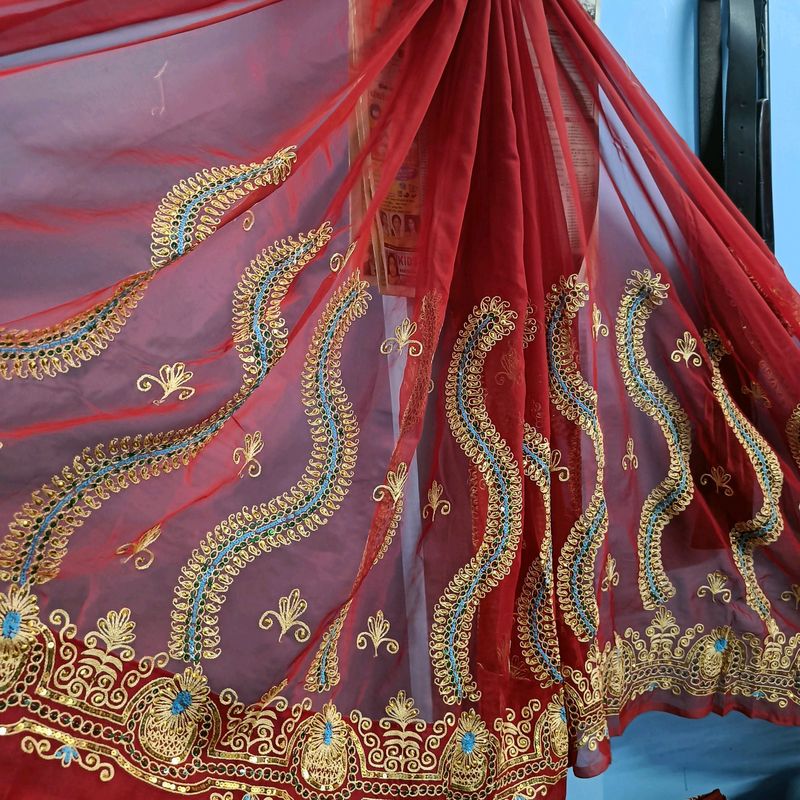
(1, 1, 799, 798)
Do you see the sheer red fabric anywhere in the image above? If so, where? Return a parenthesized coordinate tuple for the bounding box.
(1, 1, 799, 798)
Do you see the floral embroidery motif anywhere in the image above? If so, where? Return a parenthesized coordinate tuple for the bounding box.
(0, 584, 39, 657)
(704, 329, 784, 620)
(21, 737, 114, 781)
(170, 274, 368, 663)
(232, 431, 264, 478)
(495, 348, 522, 385)
(591, 303, 609, 339)
(616, 270, 693, 610)
(431, 297, 522, 704)
(700, 465, 734, 496)
(601, 555, 619, 592)
(329, 241, 357, 273)
(670, 332, 702, 367)
(517, 423, 563, 687)
(781, 584, 800, 610)
(0, 147, 296, 382)
(547, 275, 607, 641)
(423, 480, 451, 520)
(300, 703, 349, 791)
(380, 318, 423, 357)
(742, 381, 772, 407)
(258, 589, 311, 643)
(115, 524, 162, 570)
(621, 437, 638, 470)
(697, 571, 732, 604)
(0, 224, 332, 587)
(356, 611, 400, 657)
(136, 361, 196, 404)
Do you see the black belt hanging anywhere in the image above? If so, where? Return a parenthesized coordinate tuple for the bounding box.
(697, 0, 774, 250)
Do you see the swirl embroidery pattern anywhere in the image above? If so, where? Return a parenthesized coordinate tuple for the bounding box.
(704, 330, 784, 620)
(0, 224, 332, 587)
(546, 275, 607, 642)
(518, 422, 563, 686)
(170, 273, 369, 663)
(0, 147, 296, 381)
(431, 296, 522, 704)
(615, 269, 693, 610)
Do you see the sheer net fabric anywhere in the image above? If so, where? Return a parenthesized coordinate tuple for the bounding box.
(1, 0, 799, 797)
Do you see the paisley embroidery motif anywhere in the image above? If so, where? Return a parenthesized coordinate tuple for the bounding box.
(517, 423, 563, 687)
(431, 297, 522, 704)
(170, 273, 369, 662)
(703, 329, 784, 620)
(546, 275, 607, 641)
(0, 147, 296, 381)
(0, 225, 332, 587)
(615, 270, 693, 610)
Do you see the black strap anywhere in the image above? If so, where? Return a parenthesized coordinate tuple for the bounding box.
(698, 0, 724, 186)
(725, 0, 758, 225)
(697, 0, 773, 247)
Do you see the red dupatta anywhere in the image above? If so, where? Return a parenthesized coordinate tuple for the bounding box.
(1, 1, 799, 798)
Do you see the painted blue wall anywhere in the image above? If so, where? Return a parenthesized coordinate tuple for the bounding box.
(563, 3, 800, 798)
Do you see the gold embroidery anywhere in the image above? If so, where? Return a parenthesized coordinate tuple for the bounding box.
(697, 571, 732, 604)
(616, 270, 693, 610)
(601, 555, 619, 592)
(432, 297, 522, 704)
(422, 480, 451, 520)
(356, 611, 400, 657)
(21, 736, 114, 781)
(742, 381, 772, 407)
(373, 462, 409, 505)
(548, 449, 570, 482)
(787, 404, 800, 469)
(0, 147, 296, 382)
(242, 209, 255, 231)
(115, 524, 162, 570)
(0, 584, 40, 658)
(781, 584, 800, 610)
(442, 709, 493, 792)
(547, 275, 606, 641)
(136, 361, 196, 404)
(591, 303, 609, 339)
(670, 331, 702, 367)
(380, 318, 423, 357)
(621, 437, 638, 470)
(517, 422, 562, 686)
(0, 224, 333, 587)
(704, 329, 784, 620)
(306, 462, 409, 693)
(170, 274, 368, 663)
(523, 303, 538, 345)
(300, 703, 349, 791)
(700, 465, 734, 496)
(258, 589, 311, 643)
(232, 431, 264, 478)
(329, 241, 357, 273)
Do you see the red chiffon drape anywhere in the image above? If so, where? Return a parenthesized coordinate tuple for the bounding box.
(1, 1, 799, 798)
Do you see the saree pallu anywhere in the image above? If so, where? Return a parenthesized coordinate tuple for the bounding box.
(1, 1, 800, 798)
